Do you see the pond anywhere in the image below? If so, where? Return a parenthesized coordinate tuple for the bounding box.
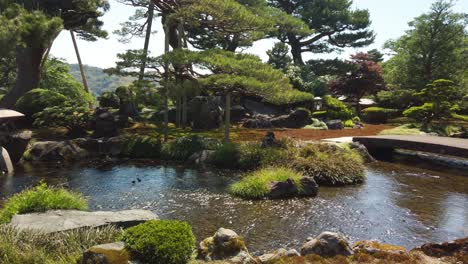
(1, 160, 467, 254)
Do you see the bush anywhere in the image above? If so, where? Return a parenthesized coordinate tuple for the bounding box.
(15, 88, 68, 117)
(452, 113, 468, 122)
(303, 118, 327, 130)
(0, 225, 121, 264)
(121, 135, 162, 159)
(33, 104, 93, 136)
(0, 182, 88, 224)
(161, 135, 209, 161)
(237, 142, 295, 170)
(362, 107, 399, 124)
(376, 89, 415, 110)
(323, 96, 354, 120)
(343, 119, 355, 128)
(211, 143, 240, 169)
(378, 125, 424, 136)
(229, 167, 303, 199)
(311, 111, 327, 119)
(98, 91, 120, 108)
(293, 143, 365, 186)
(122, 220, 195, 264)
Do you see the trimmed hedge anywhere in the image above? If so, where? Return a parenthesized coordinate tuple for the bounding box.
(323, 96, 354, 120)
(122, 220, 195, 264)
(15, 88, 68, 117)
(362, 107, 399, 124)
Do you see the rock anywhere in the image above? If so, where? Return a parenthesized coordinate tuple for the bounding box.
(418, 237, 467, 258)
(299, 177, 319, 197)
(189, 96, 223, 130)
(258, 248, 300, 263)
(80, 242, 129, 264)
(268, 178, 299, 199)
(92, 108, 118, 138)
(270, 109, 311, 129)
(188, 150, 215, 165)
(119, 101, 140, 120)
(29, 141, 88, 161)
(199, 228, 255, 263)
(261, 132, 279, 148)
(231, 105, 247, 122)
(9, 209, 158, 233)
(0, 130, 32, 163)
(242, 98, 280, 116)
(152, 107, 177, 124)
(326, 120, 344, 130)
(301, 232, 353, 257)
(0, 147, 14, 173)
(243, 115, 272, 129)
(349, 142, 375, 163)
(353, 240, 407, 255)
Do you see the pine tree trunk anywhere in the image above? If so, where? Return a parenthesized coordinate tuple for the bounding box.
(224, 92, 231, 143)
(163, 22, 170, 142)
(176, 96, 181, 128)
(70, 31, 90, 94)
(138, 1, 154, 82)
(0, 46, 45, 108)
(287, 34, 304, 65)
(182, 95, 187, 129)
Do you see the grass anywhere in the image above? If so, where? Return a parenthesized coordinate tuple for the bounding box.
(0, 182, 88, 224)
(229, 167, 303, 199)
(378, 124, 424, 136)
(0, 225, 122, 264)
(451, 113, 468, 122)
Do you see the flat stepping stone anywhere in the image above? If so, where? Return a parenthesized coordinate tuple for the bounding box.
(9, 209, 158, 233)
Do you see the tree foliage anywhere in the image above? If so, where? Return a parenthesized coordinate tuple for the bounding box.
(267, 42, 292, 72)
(330, 53, 386, 114)
(403, 79, 462, 127)
(268, 0, 375, 64)
(384, 0, 467, 89)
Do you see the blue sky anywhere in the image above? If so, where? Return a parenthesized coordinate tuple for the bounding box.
(50, 0, 468, 68)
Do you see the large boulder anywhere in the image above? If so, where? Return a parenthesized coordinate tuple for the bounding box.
(349, 142, 375, 163)
(29, 141, 88, 161)
(301, 232, 353, 257)
(270, 109, 311, 128)
(0, 130, 32, 163)
(80, 242, 130, 264)
(243, 115, 272, 129)
(299, 177, 319, 197)
(267, 177, 318, 199)
(242, 98, 280, 116)
(326, 120, 344, 130)
(9, 209, 158, 233)
(418, 237, 467, 258)
(92, 108, 118, 138)
(257, 248, 300, 264)
(199, 228, 256, 263)
(189, 96, 223, 130)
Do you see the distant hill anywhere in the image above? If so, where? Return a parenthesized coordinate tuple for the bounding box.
(68, 64, 135, 96)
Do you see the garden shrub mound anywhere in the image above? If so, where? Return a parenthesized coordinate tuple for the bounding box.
(15, 88, 68, 117)
(0, 225, 122, 264)
(122, 220, 196, 264)
(293, 143, 366, 186)
(229, 167, 304, 199)
(121, 135, 162, 159)
(362, 107, 399, 124)
(0, 182, 88, 224)
(323, 96, 354, 120)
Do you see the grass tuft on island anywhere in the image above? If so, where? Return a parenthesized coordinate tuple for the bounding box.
(229, 167, 303, 199)
(0, 182, 88, 224)
(0, 225, 122, 264)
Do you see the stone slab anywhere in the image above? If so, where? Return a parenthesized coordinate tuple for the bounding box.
(10, 209, 158, 233)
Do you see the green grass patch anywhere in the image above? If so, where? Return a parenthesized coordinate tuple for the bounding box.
(378, 124, 424, 136)
(452, 113, 468, 122)
(122, 220, 195, 264)
(0, 225, 122, 264)
(229, 167, 303, 199)
(0, 182, 88, 224)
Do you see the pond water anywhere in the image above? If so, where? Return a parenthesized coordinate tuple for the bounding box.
(1, 161, 467, 254)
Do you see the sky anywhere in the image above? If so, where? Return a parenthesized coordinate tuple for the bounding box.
(50, 0, 468, 69)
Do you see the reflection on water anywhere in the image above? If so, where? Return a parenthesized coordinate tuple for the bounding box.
(0, 161, 467, 254)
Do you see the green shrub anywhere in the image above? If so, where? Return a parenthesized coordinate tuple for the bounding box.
(15, 88, 68, 117)
(237, 142, 295, 170)
(323, 96, 354, 120)
(376, 89, 415, 110)
(161, 135, 208, 161)
(211, 143, 240, 169)
(0, 182, 88, 224)
(0, 225, 121, 264)
(122, 220, 195, 264)
(362, 107, 399, 124)
(293, 143, 365, 186)
(343, 119, 355, 128)
(304, 118, 328, 130)
(311, 111, 327, 119)
(352, 116, 361, 123)
(121, 135, 162, 159)
(33, 104, 93, 136)
(98, 91, 120, 108)
(452, 113, 468, 122)
(229, 167, 303, 199)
